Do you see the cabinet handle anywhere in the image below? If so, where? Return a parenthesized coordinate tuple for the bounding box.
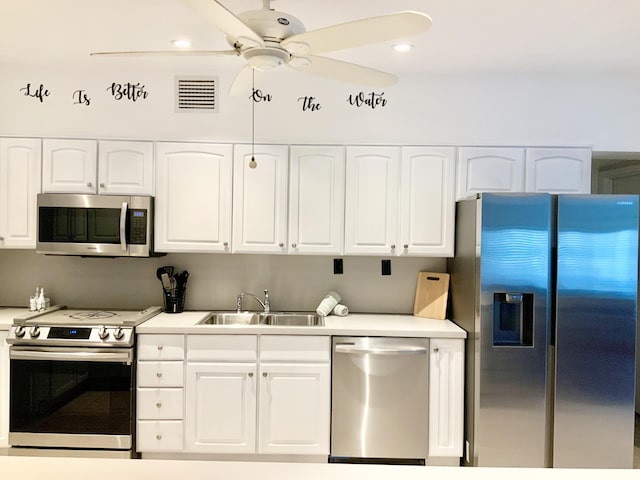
(157, 345, 163, 351)
(390, 244, 396, 250)
(156, 434, 162, 441)
(291, 243, 297, 248)
(248, 372, 253, 378)
(100, 183, 105, 188)
(403, 244, 409, 249)
(156, 372, 163, 378)
(279, 243, 284, 248)
(223, 242, 228, 247)
(262, 372, 268, 378)
(156, 402, 162, 408)
(434, 347, 439, 353)
(87, 182, 92, 187)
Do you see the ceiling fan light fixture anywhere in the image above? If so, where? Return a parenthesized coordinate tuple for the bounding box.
(392, 43, 414, 53)
(171, 39, 192, 48)
(244, 47, 290, 71)
(288, 56, 312, 68)
(283, 41, 310, 55)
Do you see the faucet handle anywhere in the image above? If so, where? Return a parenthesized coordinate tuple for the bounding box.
(263, 289, 270, 313)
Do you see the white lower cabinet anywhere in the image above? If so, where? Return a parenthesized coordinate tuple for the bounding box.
(184, 335, 330, 456)
(0, 329, 9, 448)
(428, 338, 464, 459)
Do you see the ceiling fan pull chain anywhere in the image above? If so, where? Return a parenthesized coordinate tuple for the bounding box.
(249, 68, 257, 169)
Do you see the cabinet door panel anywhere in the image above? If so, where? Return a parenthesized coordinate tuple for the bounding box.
(0, 138, 41, 248)
(155, 142, 232, 252)
(429, 338, 464, 458)
(525, 147, 591, 194)
(344, 147, 400, 255)
(258, 363, 330, 454)
(42, 139, 97, 193)
(400, 147, 455, 256)
(185, 363, 257, 453)
(288, 146, 345, 254)
(98, 141, 153, 195)
(0, 330, 8, 447)
(232, 145, 288, 253)
(457, 147, 525, 200)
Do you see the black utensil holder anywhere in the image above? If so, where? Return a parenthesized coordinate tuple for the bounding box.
(163, 287, 186, 314)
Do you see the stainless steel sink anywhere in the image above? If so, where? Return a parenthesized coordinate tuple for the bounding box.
(198, 311, 324, 327)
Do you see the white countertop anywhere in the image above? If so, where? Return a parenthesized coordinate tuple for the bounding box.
(0, 456, 636, 480)
(0, 307, 29, 329)
(136, 311, 467, 338)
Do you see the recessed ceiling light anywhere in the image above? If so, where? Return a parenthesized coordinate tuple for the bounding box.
(392, 43, 414, 53)
(171, 39, 192, 48)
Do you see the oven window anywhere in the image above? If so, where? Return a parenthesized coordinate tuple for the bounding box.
(10, 359, 133, 435)
(38, 207, 122, 244)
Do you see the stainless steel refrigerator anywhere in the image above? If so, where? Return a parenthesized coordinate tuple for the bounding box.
(449, 193, 638, 468)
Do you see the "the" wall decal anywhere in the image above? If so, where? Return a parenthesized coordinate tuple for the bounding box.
(298, 95, 322, 112)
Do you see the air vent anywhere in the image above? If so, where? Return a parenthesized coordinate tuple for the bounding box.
(175, 77, 218, 112)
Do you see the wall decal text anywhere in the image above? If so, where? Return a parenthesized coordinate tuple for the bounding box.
(250, 89, 272, 102)
(73, 89, 91, 106)
(20, 83, 50, 103)
(347, 91, 387, 109)
(298, 96, 322, 112)
(108, 82, 149, 102)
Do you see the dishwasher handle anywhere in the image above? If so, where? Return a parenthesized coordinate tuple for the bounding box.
(335, 343, 427, 356)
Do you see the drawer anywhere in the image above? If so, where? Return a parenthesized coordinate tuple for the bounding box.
(138, 334, 185, 360)
(187, 334, 257, 362)
(137, 420, 183, 452)
(137, 388, 183, 420)
(137, 361, 184, 387)
(260, 335, 330, 362)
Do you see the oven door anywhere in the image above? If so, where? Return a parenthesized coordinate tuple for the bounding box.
(9, 347, 135, 450)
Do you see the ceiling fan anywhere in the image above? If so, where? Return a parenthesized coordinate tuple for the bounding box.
(90, 0, 432, 95)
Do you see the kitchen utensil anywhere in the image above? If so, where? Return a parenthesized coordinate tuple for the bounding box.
(413, 272, 449, 319)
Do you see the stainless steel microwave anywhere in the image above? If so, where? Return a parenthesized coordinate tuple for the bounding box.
(36, 193, 157, 257)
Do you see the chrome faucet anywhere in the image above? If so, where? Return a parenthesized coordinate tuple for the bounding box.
(236, 289, 270, 313)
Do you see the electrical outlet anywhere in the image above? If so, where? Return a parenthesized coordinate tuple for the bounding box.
(381, 259, 391, 275)
(333, 258, 343, 275)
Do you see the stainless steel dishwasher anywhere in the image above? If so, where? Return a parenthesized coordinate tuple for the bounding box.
(329, 336, 429, 465)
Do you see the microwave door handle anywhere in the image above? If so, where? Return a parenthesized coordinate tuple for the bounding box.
(120, 202, 128, 251)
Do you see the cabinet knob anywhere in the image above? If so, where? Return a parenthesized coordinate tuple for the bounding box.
(248, 372, 253, 378)
(291, 243, 297, 248)
(434, 347, 439, 353)
(87, 182, 92, 187)
(390, 244, 396, 250)
(262, 372, 267, 378)
(156, 402, 162, 408)
(156, 434, 162, 441)
(223, 242, 228, 247)
(156, 372, 163, 378)
(403, 244, 409, 249)
(157, 344, 163, 351)
(0, 236, 4, 241)
(279, 243, 284, 248)
(100, 183, 105, 188)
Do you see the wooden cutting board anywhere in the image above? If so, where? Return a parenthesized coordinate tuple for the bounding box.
(413, 272, 450, 320)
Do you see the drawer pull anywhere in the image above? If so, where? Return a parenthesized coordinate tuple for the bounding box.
(262, 372, 267, 378)
(156, 434, 162, 441)
(156, 402, 162, 408)
(248, 372, 253, 378)
(157, 345, 163, 351)
(156, 372, 163, 378)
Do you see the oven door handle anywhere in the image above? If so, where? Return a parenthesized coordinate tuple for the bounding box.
(120, 201, 128, 252)
(10, 348, 133, 363)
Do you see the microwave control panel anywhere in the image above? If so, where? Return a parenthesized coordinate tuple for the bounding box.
(128, 210, 147, 244)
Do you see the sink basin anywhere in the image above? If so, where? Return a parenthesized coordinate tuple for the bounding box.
(198, 311, 324, 327)
(199, 312, 261, 325)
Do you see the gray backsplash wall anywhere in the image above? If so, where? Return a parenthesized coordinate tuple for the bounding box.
(0, 250, 446, 314)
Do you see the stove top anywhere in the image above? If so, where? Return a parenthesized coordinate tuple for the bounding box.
(13, 305, 162, 327)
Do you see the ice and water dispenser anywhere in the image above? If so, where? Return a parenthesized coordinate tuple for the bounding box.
(493, 292, 534, 346)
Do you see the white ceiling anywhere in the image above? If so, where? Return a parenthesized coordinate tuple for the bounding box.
(2, 0, 640, 75)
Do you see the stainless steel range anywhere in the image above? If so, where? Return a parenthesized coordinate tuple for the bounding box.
(6, 305, 161, 457)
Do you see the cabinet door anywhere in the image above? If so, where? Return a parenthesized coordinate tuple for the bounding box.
(185, 362, 257, 453)
(400, 147, 456, 257)
(344, 146, 400, 255)
(232, 145, 289, 254)
(258, 363, 330, 455)
(0, 138, 41, 249)
(456, 147, 525, 200)
(288, 146, 345, 255)
(525, 147, 591, 194)
(42, 139, 97, 193)
(155, 142, 232, 252)
(0, 329, 9, 447)
(429, 338, 464, 458)
(98, 140, 154, 195)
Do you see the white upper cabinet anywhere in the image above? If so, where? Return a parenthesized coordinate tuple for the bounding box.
(456, 147, 525, 200)
(525, 147, 591, 194)
(344, 146, 400, 255)
(42, 139, 97, 193)
(288, 146, 345, 255)
(400, 147, 456, 257)
(42, 139, 154, 195)
(98, 140, 154, 195)
(155, 142, 233, 253)
(0, 138, 42, 249)
(232, 145, 289, 254)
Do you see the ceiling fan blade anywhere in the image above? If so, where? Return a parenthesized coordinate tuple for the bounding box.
(181, 0, 263, 47)
(90, 50, 239, 57)
(282, 11, 432, 55)
(288, 55, 397, 87)
(229, 64, 255, 96)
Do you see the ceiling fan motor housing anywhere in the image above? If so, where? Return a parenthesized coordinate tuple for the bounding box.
(233, 9, 305, 45)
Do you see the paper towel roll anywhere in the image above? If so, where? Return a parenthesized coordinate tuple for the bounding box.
(332, 304, 349, 317)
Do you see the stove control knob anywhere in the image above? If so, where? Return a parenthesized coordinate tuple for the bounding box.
(29, 326, 41, 338)
(113, 327, 125, 340)
(98, 326, 110, 340)
(14, 326, 26, 338)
